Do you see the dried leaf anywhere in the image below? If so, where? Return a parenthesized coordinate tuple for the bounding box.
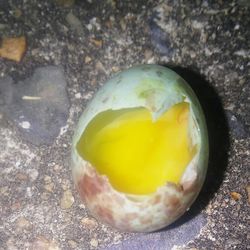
(85, 56, 92, 63)
(90, 38, 103, 48)
(230, 191, 241, 201)
(0, 36, 26, 62)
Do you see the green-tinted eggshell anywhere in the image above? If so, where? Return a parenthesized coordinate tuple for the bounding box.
(72, 64, 208, 232)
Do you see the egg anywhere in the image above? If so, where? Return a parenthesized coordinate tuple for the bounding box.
(71, 64, 208, 232)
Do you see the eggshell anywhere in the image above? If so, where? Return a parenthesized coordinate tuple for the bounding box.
(72, 64, 208, 232)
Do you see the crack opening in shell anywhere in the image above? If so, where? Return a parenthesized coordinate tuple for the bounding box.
(76, 102, 199, 195)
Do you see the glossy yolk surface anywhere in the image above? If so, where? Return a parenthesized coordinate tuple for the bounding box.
(77, 102, 195, 195)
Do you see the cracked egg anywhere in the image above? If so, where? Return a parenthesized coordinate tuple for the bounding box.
(72, 65, 208, 232)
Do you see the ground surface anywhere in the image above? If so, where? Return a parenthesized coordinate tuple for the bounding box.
(0, 0, 249, 249)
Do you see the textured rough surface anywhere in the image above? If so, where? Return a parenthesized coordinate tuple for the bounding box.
(0, 66, 69, 145)
(105, 213, 206, 250)
(0, 0, 249, 249)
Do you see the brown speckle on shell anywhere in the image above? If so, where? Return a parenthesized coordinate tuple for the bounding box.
(118, 217, 134, 232)
(166, 195, 181, 208)
(74, 159, 203, 232)
(165, 195, 187, 220)
(126, 213, 138, 221)
(77, 170, 108, 201)
(151, 194, 161, 205)
(115, 213, 139, 231)
(94, 206, 115, 225)
(182, 178, 200, 195)
(166, 182, 183, 192)
(140, 217, 153, 225)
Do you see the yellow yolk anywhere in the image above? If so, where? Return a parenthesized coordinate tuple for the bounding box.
(77, 102, 196, 195)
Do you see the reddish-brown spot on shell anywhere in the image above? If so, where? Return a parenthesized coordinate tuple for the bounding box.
(116, 212, 139, 231)
(151, 194, 161, 205)
(168, 195, 181, 208)
(126, 213, 138, 221)
(103, 193, 126, 207)
(118, 218, 133, 232)
(166, 182, 183, 192)
(140, 217, 153, 225)
(77, 172, 108, 201)
(95, 206, 115, 225)
(165, 194, 182, 215)
(182, 179, 200, 195)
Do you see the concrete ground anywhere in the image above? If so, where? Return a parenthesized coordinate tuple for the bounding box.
(0, 0, 249, 249)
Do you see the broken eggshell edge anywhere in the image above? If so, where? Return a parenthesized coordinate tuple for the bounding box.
(71, 65, 209, 232)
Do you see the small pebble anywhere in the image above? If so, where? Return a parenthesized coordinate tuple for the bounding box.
(85, 56, 92, 63)
(54, 164, 62, 172)
(75, 93, 81, 99)
(6, 237, 18, 250)
(66, 12, 83, 35)
(68, 240, 78, 248)
(19, 121, 30, 129)
(112, 66, 120, 72)
(60, 190, 74, 209)
(90, 238, 98, 248)
(16, 172, 28, 181)
(26, 187, 33, 197)
(41, 192, 50, 200)
(16, 217, 31, 229)
(32, 236, 60, 250)
(95, 61, 106, 73)
(27, 169, 39, 181)
(1, 186, 9, 196)
(44, 175, 52, 183)
(44, 183, 54, 192)
(81, 217, 98, 230)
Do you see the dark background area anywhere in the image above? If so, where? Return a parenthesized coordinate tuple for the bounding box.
(0, 0, 249, 249)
